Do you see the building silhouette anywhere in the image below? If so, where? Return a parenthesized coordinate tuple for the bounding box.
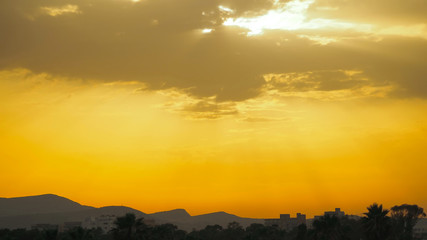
(314, 208, 345, 220)
(265, 213, 306, 231)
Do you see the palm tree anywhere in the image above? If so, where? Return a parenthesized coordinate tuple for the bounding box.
(112, 213, 145, 240)
(362, 203, 391, 240)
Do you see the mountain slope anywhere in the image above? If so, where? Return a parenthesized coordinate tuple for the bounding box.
(190, 212, 263, 230)
(0, 205, 147, 229)
(148, 210, 263, 231)
(0, 194, 264, 231)
(149, 209, 191, 221)
(0, 194, 94, 217)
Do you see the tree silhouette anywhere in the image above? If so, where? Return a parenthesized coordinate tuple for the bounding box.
(61, 227, 104, 240)
(41, 229, 59, 240)
(0, 229, 40, 240)
(198, 225, 223, 240)
(362, 203, 391, 240)
(151, 223, 185, 240)
(112, 213, 145, 240)
(223, 222, 244, 240)
(295, 224, 307, 240)
(311, 215, 343, 240)
(245, 223, 267, 240)
(64, 227, 85, 240)
(390, 204, 426, 240)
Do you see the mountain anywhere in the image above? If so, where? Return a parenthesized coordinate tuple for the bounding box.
(0, 194, 93, 217)
(0, 195, 147, 229)
(148, 210, 263, 231)
(0, 205, 148, 229)
(150, 209, 191, 221)
(190, 212, 263, 231)
(0, 194, 263, 231)
(193, 211, 262, 227)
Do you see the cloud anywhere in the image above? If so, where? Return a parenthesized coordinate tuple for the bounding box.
(41, 5, 81, 17)
(183, 101, 238, 119)
(309, 0, 427, 25)
(223, 0, 373, 36)
(240, 117, 290, 122)
(262, 70, 395, 100)
(265, 70, 371, 92)
(158, 89, 238, 119)
(222, 0, 426, 39)
(0, 0, 426, 102)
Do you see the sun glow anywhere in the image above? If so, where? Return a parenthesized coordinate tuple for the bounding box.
(218, 5, 234, 13)
(202, 28, 213, 34)
(222, 0, 371, 36)
(223, 0, 314, 35)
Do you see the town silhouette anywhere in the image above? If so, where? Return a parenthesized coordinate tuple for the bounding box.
(0, 195, 425, 240)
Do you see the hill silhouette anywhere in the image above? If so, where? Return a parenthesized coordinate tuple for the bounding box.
(0, 194, 93, 217)
(147, 209, 263, 230)
(0, 195, 147, 229)
(150, 209, 191, 221)
(0, 194, 263, 231)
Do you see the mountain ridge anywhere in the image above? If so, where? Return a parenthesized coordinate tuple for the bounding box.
(0, 194, 263, 231)
(0, 194, 94, 217)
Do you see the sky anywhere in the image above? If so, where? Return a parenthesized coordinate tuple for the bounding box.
(0, 0, 426, 218)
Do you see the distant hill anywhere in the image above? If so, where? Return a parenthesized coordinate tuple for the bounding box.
(149, 210, 263, 231)
(0, 194, 263, 231)
(149, 209, 191, 221)
(0, 194, 93, 217)
(194, 211, 262, 227)
(0, 206, 144, 230)
(0, 195, 147, 229)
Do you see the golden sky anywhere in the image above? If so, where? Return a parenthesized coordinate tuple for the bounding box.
(0, 0, 426, 218)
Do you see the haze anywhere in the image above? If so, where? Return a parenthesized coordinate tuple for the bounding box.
(0, 0, 426, 218)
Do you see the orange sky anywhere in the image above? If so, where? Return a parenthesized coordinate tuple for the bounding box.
(0, 0, 426, 218)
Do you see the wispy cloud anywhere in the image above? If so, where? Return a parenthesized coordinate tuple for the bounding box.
(41, 5, 81, 17)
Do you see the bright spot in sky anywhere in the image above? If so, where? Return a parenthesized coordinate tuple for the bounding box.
(202, 28, 213, 34)
(222, 0, 371, 36)
(223, 0, 314, 35)
(218, 5, 234, 13)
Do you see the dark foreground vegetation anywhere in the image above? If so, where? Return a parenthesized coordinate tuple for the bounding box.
(0, 203, 425, 240)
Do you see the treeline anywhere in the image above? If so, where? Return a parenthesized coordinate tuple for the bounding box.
(0, 203, 425, 240)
